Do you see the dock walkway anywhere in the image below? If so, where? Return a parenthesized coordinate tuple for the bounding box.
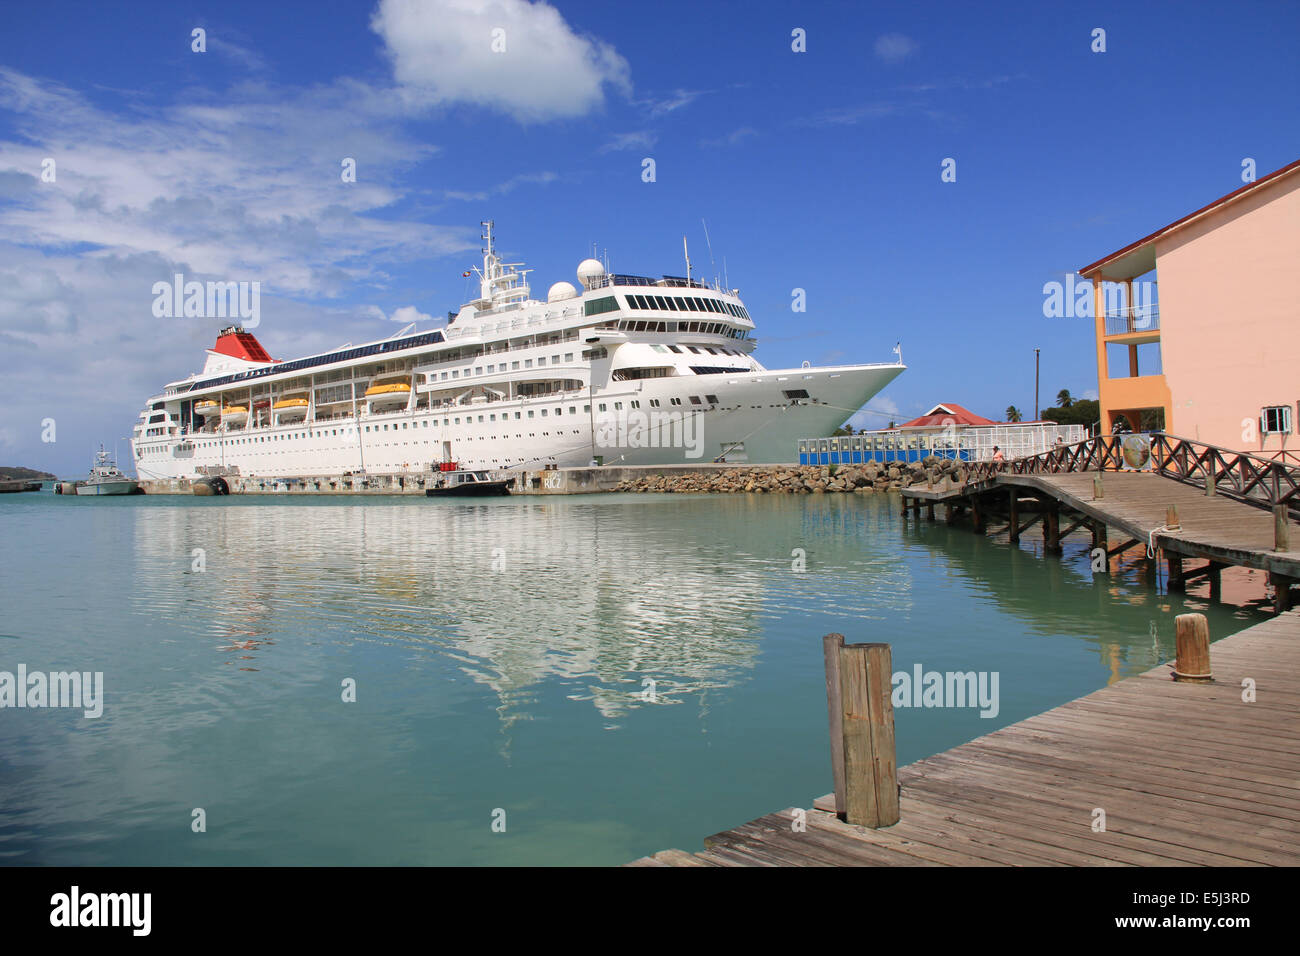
(629, 611, 1300, 866)
(902, 467, 1300, 611)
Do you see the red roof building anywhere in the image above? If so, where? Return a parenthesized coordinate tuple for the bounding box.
(898, 403, 999, 429)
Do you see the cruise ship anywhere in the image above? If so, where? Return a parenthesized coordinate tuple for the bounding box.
(131, 223, 905, 479)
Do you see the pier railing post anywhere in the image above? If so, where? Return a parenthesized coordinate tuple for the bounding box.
(1172, 613, 1212, 682)
(822, 633, 847, 817)
(837, 642, 900, 828)
(1275, 504, 1291, 552)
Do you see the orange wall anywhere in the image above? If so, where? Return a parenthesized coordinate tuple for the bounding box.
(1155, 173, 1300, 453)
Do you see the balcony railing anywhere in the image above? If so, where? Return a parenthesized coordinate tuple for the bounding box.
(1104, 304, 1160, 336)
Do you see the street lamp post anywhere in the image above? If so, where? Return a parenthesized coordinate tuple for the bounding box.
(1034, 348, 1040, 421)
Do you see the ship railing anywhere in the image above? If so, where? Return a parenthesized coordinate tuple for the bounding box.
(592, 274, 715, 291)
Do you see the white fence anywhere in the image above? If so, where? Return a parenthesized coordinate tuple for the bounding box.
(956, 423, 1088, 461)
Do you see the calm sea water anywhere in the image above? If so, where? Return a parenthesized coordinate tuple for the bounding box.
(0, 488, 1264, 865)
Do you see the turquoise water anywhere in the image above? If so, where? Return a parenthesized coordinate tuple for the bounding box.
(0, 488, 1264, 865)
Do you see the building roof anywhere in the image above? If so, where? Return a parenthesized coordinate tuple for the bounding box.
(900, 403, 998, 428)
(1079, 158, 1300, 279)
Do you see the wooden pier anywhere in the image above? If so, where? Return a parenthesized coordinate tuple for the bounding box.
(628, 611, 1300, 866)
(900, 434, 1300, 613)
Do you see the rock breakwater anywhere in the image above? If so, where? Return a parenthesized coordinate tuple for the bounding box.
(612, 458, 968, 494)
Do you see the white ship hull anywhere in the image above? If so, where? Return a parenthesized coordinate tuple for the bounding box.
(133, 363, 902, 479)
(130, 222, 906, 482)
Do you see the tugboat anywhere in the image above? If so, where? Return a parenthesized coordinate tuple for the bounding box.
(424, 462, 512, 497)
(74, 446, 139, 496)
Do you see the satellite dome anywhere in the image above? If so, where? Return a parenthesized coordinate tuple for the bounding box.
(547, 281, 578, 303)
(576, 258, 606, 289)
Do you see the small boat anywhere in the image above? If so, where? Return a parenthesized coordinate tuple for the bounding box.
(425, 468, 512, 497)
(75, 446, 139, 496)
(221, 405, 248, 425)
(195, 400, 220, 418)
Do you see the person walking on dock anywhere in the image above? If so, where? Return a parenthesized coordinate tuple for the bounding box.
(992, 446, 1005, 464)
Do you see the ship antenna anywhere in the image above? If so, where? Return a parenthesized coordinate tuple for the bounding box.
(480, 219, 496, 302)
(683, 235, 691, 285)
(701, 218, 717, 289)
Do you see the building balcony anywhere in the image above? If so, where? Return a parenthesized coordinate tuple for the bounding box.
(1103, 304, 1160, 338)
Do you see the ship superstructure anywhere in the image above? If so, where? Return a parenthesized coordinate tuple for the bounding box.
(131, 222, 904, 478)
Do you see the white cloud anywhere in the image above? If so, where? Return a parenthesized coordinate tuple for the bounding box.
(443, 170, 557, 202)
(639, 88, 706, 117)
(701, 127, 757, 148)
(874, 33, 918, 65)
(0, 69, 470, 297)
(387, 305, 435, 325)
(370, 0, 631, 122)
(798, 102, 900, 127)
(207, 35, 269, 73)
(598, 130, 656, 154)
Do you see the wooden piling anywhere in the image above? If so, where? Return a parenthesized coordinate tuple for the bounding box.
(1276, 505, 1291, 552)
(1166, 504, 1180, 531)
(836, 642, 899, 828)
(821, 633, 846, 817)
(1270, 574, 1294, 614)
(1092, 475, 1104, 499)
(1167, 554, 1185, 592)
(1172, 613, 1212, 682)
(1091, 520, 1108, 555)
(1008, 492, 1020, 543)
(1043, 506, 1062, 555)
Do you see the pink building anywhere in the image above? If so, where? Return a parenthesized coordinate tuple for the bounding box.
(1080, 158, 1300, 459)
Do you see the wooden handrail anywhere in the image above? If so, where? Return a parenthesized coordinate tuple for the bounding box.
(963, 433, 1300, 513)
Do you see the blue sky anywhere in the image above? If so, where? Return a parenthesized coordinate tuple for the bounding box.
(1, 0, 1297, 473)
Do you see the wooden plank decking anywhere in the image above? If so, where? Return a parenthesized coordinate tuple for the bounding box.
(628, 611, 1300, 867)
(1005, 472, 1300, 575)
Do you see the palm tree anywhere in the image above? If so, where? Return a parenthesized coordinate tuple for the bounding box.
(1056, 389, 1073, 408)
(1005, 405, 1023, 423)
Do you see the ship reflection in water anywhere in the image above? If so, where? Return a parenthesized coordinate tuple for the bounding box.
(131, 495, 916, 729)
